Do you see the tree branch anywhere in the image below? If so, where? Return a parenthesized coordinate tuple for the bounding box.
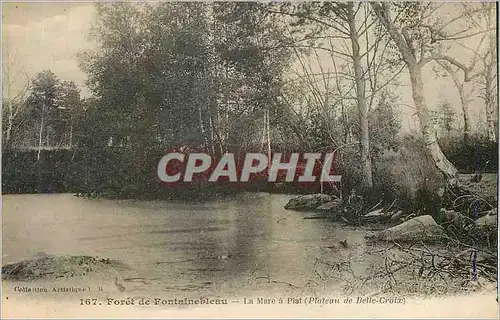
(429, 53, 485, 82)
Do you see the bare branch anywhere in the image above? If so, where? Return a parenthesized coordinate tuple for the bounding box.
(267, 9, 351, 37)
(429, 53, 485, 82)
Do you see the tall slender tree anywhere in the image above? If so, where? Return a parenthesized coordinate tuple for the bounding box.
(269, 2, 404, 189)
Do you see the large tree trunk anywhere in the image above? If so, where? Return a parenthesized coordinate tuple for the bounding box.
(371, 2, 458, 180)
(347, 4, 373, 189)
(408, 64, 458, 178)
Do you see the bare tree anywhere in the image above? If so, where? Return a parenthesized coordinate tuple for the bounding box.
(436, 61, 474, 145)
(346, 3, 372, 189)
(2, 41, 29, 147)
(433, 2, 497, 144)
(273, 3, 404, 189)
(370, 2, 493, 179)
(458, 2, 497, 143)
(478, 29, 497, 143)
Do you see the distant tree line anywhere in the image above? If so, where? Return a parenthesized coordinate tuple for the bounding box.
(2, 2, 497, 205)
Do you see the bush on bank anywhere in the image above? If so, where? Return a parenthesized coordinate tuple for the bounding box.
(2, 135, 497, 208)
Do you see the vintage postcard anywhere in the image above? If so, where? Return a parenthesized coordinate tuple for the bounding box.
(1, 1, 498, 318)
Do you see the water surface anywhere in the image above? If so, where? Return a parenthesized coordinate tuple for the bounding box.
(2, 193, 373, 297)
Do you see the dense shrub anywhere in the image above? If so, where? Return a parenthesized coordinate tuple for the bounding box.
(2, 147, 325, 198)
(2, 132, 496, 203)
(372, 136, 446, 215)
(440, 135, 497, 173)
(2, 149, 75, 193)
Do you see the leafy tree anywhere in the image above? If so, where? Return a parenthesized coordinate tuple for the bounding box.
(369, 92, 401, 156)
(432, 101, 456, 137)
(24, 71, 82, 151)
(26, 70, 61, 159)
(77, 2, 292, 196)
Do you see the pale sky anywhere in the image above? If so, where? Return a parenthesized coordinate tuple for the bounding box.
(2, 2, 494, 133)
(2, 2, 95, 97)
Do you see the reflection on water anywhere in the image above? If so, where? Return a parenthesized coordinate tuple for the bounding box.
(2, 193, 367, 296)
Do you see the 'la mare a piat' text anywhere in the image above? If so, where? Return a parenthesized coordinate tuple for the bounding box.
(80, 296, 404, 306)
(243, 297, 405, 305)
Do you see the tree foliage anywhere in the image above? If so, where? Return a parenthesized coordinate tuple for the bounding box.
(79, 2, 291, 155)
